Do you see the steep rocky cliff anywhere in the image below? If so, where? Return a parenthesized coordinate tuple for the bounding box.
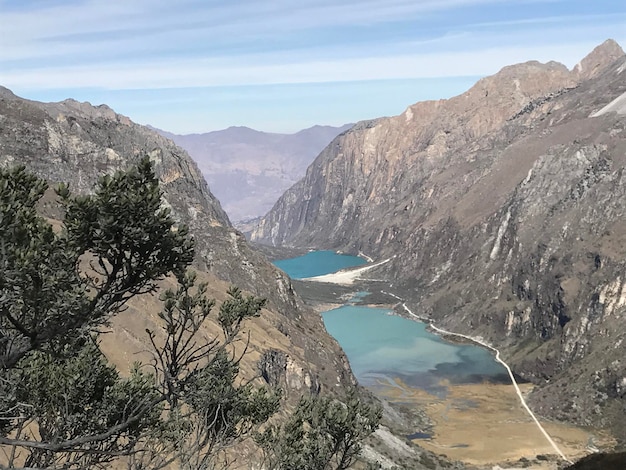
(0, 86, 355, 403)
(251, 40, 626, 439)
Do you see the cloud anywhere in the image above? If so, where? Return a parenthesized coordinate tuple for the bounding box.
(0, 0, 624, 93)
(3, 0, 617, 60)
(0, 41, 611, 91)
(0, 0, 506, 44)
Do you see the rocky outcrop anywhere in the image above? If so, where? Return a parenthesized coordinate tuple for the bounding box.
(259, 349, 289, 387)
(566, 451, 626, 470)
(573, 39, 625, 81)
(251, 41, 626, 439)
(0, 89, 355, 400)
(258, 348, 323, 394)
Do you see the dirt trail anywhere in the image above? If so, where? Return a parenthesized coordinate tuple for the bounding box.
(398, 302, 573, 465)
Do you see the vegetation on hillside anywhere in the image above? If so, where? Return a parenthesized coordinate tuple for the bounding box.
(0, 158, 380, 469)
(256, 388, 381, 470)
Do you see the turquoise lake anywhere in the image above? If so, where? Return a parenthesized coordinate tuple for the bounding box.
(273, 251, 507, 394)
(322, 306, 507, 394)
(273, 250, 366, 279)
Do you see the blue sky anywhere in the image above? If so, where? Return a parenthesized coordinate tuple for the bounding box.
(1, 0, 625, 134)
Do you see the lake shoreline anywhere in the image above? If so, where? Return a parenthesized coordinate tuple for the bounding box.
(273, 251, 614, 467)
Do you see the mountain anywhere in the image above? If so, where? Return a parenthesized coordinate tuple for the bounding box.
(156, 124, 353, 223)
(251, 40, 626, 440)
(0, 85, 354, 423)
(0, 88, 466, 469)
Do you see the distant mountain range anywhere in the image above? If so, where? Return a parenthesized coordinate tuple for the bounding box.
(155, 124, 353, 223)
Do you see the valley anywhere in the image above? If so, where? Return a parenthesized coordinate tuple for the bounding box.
(271, 250, 616, 468)
(252, 40, 626, 455)
(0, 85, 464, 470)
(1, 3, 625, 464)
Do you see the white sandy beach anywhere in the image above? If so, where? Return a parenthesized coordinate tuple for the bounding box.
(301, 257, 392, 285)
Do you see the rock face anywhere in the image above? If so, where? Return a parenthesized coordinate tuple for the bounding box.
(573, 39, 626, 80)
(157, 124, 353, 222)
(251, 41, 626, 439)
(0, 88, 356, 399)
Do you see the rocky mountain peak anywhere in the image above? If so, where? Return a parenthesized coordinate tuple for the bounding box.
(50, 98, 130, 124)
(389, 58, 577, 164)
(0, 86, 17, 99)
(451, 58, 574, 118)
(573, 38, 625, 80)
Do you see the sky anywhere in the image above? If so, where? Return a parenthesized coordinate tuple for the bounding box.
(1, 0, 625, 134)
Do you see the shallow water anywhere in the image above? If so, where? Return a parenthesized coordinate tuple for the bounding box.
(322, 306, 508, 394)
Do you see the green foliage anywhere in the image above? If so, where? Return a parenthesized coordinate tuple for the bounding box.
(257, 388, 382, 470)
(60, 156, 194, 290)
(14, 341, 160, 468)
(141, 274, 280, 470)
(0, 159, 234, 469)
(218, 286, 266, 340)
(0, 157, 194, 369)
(0, 166, 87, 368)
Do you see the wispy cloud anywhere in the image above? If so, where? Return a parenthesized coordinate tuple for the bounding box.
(1, 41, 609, 90)
(2, 0, 622, 62)
(0, 0, 624, 131)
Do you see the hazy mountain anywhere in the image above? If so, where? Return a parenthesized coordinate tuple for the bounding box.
(156, 124, 353, 223)
(251, 40, 626, 440)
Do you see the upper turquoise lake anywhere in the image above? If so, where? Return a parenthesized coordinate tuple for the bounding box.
(273, 251, 507, 393)
(273, 250, 366, 279)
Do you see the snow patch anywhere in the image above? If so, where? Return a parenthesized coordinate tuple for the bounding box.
(490, 209, 512, 260)
(590, 90, 626, 117)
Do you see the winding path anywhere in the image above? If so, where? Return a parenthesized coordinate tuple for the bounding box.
(386, 294, 572, 464)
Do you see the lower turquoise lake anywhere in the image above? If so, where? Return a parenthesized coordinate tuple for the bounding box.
(273, 251, 507, 394)
(322, 306, 507, 394)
